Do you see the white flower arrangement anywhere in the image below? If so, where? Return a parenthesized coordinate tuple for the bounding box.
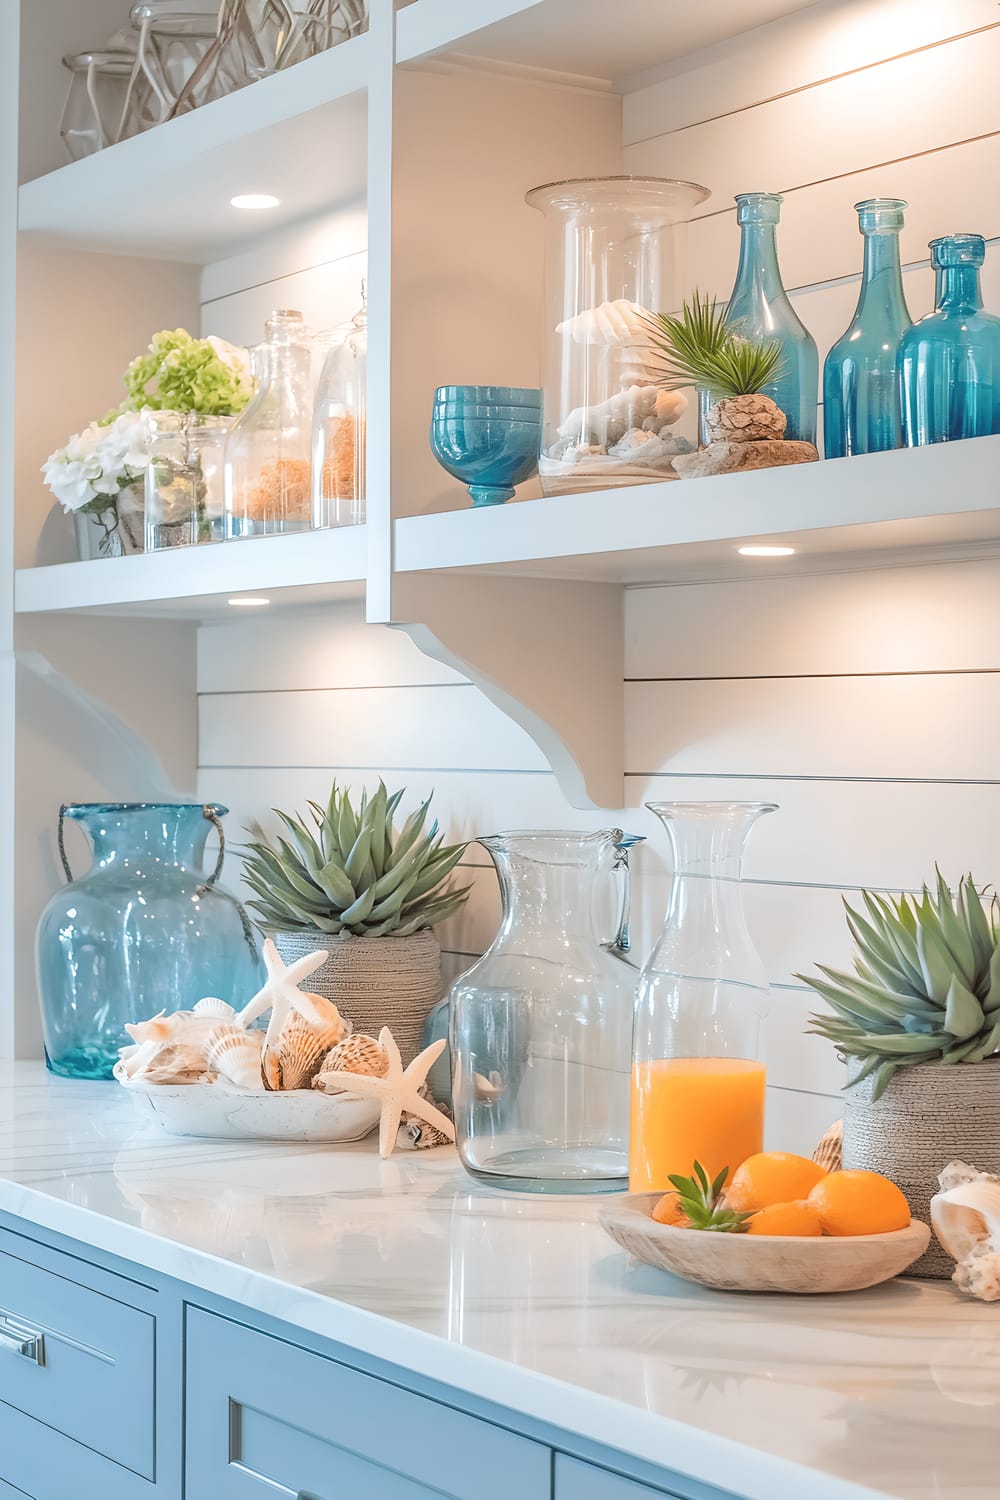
(42, 410, 149, 515)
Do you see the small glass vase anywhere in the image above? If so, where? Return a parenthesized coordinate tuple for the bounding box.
(526, 175, 709, 494)
(723, 192, 818, 445)
(312, 289, 367, 528)
(224, 309, 313, 538)
(899, 233, 1000, 446)
(449, 829, 635, 1193)
(73, 479, 146, 560)
(823, 198, 912, 458)
(631, 801, 775, 1193)
(36, 803, 263, 1081)
(145, 412, 231, 549)
(60, 50, 134, 160)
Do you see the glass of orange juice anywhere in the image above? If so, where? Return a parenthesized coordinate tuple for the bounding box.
(630, 802, 776, 1192)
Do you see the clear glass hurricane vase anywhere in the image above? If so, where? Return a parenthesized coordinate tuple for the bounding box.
(36, 803, 263, 1080)
(724, 192, 818, 444)
(823, 198, 912, 458)
(450, 830, 635, 1193)
(224, 309, 313, 537)
(631, 802, 775, 1193)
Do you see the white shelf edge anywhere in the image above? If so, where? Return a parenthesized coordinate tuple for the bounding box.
(396, 0, 542, 64)
(14, 526, 368, 618)
(394, 437, 1000, 579)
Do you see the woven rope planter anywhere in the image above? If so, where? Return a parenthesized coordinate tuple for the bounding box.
(271, 928, 442, 1068)
(843, 1058, 1000, 1279)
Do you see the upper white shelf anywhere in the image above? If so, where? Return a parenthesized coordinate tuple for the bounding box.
(394, 436, 1000, 585)
(14, 527, 367, 620)
(396, 0, 819, 83)
(18, 34, 370, 263)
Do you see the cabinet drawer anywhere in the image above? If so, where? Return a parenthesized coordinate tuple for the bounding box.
(186, 1309, 550, 1500)
(0, 1482, 32, 1499)
(555, 1455, 730, 1500)
(0, 1241, 155, 1478)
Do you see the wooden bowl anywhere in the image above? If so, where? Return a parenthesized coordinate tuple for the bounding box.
(599, 1193, 931, 1294)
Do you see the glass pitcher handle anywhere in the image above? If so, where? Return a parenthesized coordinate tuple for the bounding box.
(608, 834, 645, 958)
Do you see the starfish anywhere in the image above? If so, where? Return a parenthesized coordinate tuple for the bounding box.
(320, 1028, 455, 1159)
(238, 938, 330, 1052)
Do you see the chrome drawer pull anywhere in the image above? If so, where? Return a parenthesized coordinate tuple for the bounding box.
(0, 1315, 45, 1366)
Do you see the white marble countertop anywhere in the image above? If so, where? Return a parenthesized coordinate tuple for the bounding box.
(0, 1063, 995, 1500)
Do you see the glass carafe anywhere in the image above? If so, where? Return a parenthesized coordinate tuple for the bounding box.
(899, 233, 1000, 445)
(631, 802, 775, 1193)
(224, 309, 313, 537)
(823, 198, 912, 458)
(723, 192, 818, 445)
(450, 830, 635, 1193)
(526, 176, 709, 494)
(312, 289, 367, 528)
(36, 803, 262, 1081)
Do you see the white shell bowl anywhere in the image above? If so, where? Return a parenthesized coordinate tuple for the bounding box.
(117, 1075, 381, 1143)
(600, 1193, 931, 1294)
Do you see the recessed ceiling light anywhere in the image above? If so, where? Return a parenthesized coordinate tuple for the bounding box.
(228, 597, 271, 608)
(230, 193, 280, 210)
(738, 545, 797, 558)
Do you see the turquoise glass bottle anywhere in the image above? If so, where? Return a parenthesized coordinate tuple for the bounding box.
(824, 198, 912, 458)
(725, 192, 819, 444)
(899, 234, 1000, 445)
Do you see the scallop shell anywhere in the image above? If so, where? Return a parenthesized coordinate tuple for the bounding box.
(270, 1009, 347, 1092)
(556, 297, 654, 346)
(812, 1119, 843, 1172)
(204, 1025, 264, 1090)
(312, 1033, 389, 1093)
(193, 996, 237, 1021)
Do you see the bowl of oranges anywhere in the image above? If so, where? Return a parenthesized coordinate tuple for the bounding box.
(599, 1151, 930, 1293)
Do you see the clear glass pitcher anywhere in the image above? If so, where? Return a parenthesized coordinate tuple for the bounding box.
(450, 830, 635, 1194)
(631, 802, 775, 1193)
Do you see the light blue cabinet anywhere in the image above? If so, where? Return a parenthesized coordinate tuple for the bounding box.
(185, 1308, 551, 1500)
(0, 1216, 736, 1500)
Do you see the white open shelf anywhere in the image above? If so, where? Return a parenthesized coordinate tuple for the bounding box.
(18, 32, 370, 261)
(394, 436, 1000, 585)
(14, 526, 367, 619)
(396, 0, 820, 79)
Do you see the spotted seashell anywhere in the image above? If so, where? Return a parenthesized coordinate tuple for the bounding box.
(270, 1009, 347, 1092)
(204, 1024, 264, 1090)
(395, 1113, 453, 1151)
(312, 1034, 388, 1094)
(812, 1119, 843, 1173)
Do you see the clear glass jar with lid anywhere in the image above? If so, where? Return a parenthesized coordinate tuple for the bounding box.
(224, 310, 313, 538)
(526, 175, 709, 494)
(119, 1, 221, 140)
(312, 286, 367, 528)
(60, 51, 135, 160)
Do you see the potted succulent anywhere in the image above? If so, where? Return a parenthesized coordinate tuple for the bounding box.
(42, 328, 253, 558)
(642, 292, 818, 477)
(242, 782, 470, 1067)
(798, 871, 1000, 1277)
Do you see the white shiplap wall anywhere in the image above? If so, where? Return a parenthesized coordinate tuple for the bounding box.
(195, 2, 1000, 1155)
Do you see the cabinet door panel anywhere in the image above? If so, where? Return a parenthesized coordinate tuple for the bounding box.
(555, 1455, 733, 1500)
(185, 1308, 550, 1500)
(0, 1242, 154, 1478)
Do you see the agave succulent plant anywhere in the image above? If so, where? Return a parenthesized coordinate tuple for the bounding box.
(243, 781, 470, 938)
(642, 291, 783, 399)
(798, 872, 1000, 1100)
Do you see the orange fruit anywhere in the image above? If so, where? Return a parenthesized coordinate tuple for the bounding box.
(651, 1192, 690, 1227)
(745, 1200, 823, 1237)
(725, 1152, 828, 1213)
(806, 1170, 910, 1236)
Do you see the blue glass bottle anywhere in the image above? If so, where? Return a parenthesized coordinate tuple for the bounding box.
(824, 198, 912, 458)
(899, 233, 1000, 445)
(725, 192, 819, 444)
(36, 803, 263, 1079)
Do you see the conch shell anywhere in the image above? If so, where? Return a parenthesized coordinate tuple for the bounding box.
(556, 298, 654, 346)
(125, 997, 238, 1052)
(931, 1160, 1000, 1300)
(313, 1033, 389, 1093)
(204, 1025, 264, 1091)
